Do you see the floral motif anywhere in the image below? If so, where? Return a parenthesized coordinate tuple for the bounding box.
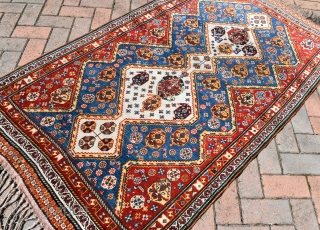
(145, 128, 166, 149)
(157, 76, 184, 101)
(217, 43, 233, 55)
(211, 103, 231, 120)
(277, 54, 291, 65)
(130, 195, 145, 209)
(300, 38, 314, 50)
(204, 5, 217, 13)
(98, 66, 117, 82)
(141, 95, 162, 111)
(101, 175, 117, 190)
(50, 86, 72, 104)
(26, 92, 39, 101)
(136, 47, 154, 60)
(211, 26, 226, 37)
(184, 17, 198, 28)
(228, 28, 249, 45)
(40, 116, 55, 127)
(254, 64, 270, 76)
(168, 53, 184, 67)
(224, 6, 236, 16)
(202, 76, 221, 91)
(271, 36, 285, 47)
(96, 86, 116, 103)
(237, 92, 255, 107)
(148, 179, 171, 205)
(150, 27, 166, 38)
(167, 168, 180, 181)
(130, 132, 143, 144)
(185, 33, 200, 46)
(231, 64, 248, 78)
(170, 128, 190, 146)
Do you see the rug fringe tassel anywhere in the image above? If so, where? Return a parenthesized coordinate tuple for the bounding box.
(288, 4, 320, 25)
(0, 165, 42, 230)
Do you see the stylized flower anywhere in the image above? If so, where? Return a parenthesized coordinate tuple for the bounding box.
(96, 169, 103, 176)
(109, 168, 116, 174)
(126, 144, 134, 150)
(231, 64, 248, 78)
(77, 162, 84, 168)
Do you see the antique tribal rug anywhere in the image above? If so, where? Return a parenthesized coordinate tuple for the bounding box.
(0, 0, 320, 229)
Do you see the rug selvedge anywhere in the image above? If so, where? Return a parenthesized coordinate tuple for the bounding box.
(0, 0, 320, 229)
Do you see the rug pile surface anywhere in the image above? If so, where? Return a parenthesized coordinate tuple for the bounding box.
(0, 0, 320, 229)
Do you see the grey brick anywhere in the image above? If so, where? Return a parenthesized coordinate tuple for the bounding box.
(271, 226, 295, 230)
(18, 4, 42, 25)
(0, 52, 21, 76)
(0, 3, 26, 13)
(0, 13, 20, 37)
(44, 28, 69, 53)
(257, 139, 282, 174)
(215, 181, 241, 224)
(131, 0, 148, 10)
(63, 0, 80, 6)
(36, 16, 73, 28)
(291, 105, 314, 134)
(42, 0, 63, 15)
(290, 199, 319, 230)
(192, 205, 215, 230)
(80, 0, 114, 8)
(12, 0, 44, 3)
(275, 122, 299, 153)
(68, 17, 91, 41)
(296, 134, 320, 153)
(281, 154, 320, 175)
(0, 37, 27, 51)
(237, 159, 263, 198)
(111, 0, 130, 20)
(217, 226, 269, 230)
(241, 199, 293, 224)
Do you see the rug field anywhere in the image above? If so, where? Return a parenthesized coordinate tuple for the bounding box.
(0, 0, 319, 229)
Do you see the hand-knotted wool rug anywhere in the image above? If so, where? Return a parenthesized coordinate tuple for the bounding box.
(0, 0, 320, 229)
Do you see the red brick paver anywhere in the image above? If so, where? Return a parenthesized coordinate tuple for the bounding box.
(64, 0, 80, 6)
(91, 8, 111, 30)
(0, 1, 319, 230)
(215, 181, 242, 225)
(192, 206, 215, 230)
(305, 91, 320, 117)
(262, 175, 310, 198)
(12, 26, 51, 39)
(59, 6, 94, 18)
(19, 38, 46, 65)
(310, 117, 320, 134)
(42, 0, 63, 15)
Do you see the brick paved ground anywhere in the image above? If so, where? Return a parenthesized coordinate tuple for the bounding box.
(0, 0, 319, 229)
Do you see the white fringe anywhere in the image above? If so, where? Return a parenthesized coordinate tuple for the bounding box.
(288, 4, 320, 25)
(0, 165, 42, 230)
